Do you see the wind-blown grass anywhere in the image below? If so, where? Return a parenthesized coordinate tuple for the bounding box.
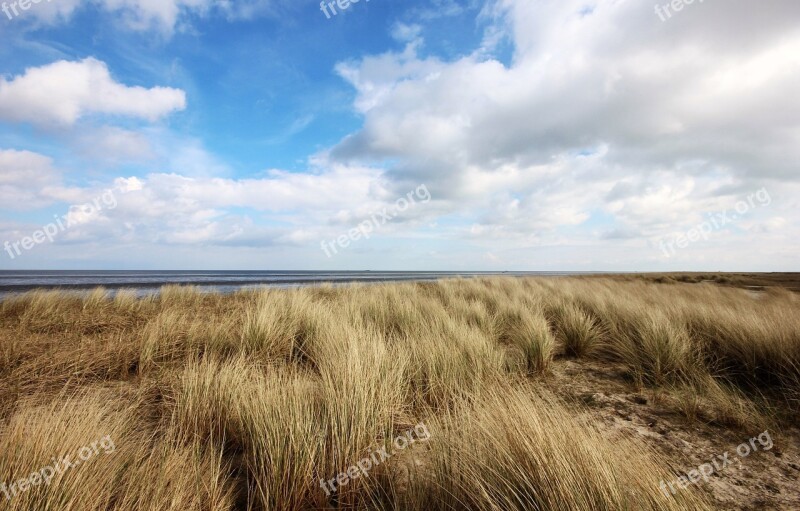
(0, 276, 796, 510)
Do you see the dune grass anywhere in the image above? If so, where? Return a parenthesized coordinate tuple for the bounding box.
(404, 384, 709, 511)
(0, 277, 796, 509)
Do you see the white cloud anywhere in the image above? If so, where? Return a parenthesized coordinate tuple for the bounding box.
(0, 58, 186, 127)
(0, 161, 393, 249)
(0, 148, 122, 215)
(0, 149, 62, 209)
(7, 0, 84, 23)
(95, 0, 212, 32)
(215, 0, 280, 21)
(11, 0, 284, 33)
(391, 23, 423, 43)
(331, 0, 800, 251)
(408, 0, 465, 21)
(128, 163, 383, 216)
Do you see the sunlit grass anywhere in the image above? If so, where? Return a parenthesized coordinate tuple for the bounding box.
(0, 276, 796, 509)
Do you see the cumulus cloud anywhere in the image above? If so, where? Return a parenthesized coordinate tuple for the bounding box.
(118, 164, 383, 218)
(0, 58, 186, 127)
(0, 162, 398, 249)
(331, 0, 800, 249)
(0, 148, 139, 211)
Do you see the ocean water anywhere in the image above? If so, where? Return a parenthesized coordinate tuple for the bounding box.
(0, 270, 581, 298)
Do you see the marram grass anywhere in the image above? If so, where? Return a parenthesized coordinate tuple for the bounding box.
(1, 276, 797, 510)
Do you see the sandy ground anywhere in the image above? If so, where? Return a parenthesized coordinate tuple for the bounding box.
(546, 359, 800, 510)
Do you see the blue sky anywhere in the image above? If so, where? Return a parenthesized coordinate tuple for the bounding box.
(0, 0, 798, 270)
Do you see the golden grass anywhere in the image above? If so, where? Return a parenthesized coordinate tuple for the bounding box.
(404, 384, 710, 511)
(0, 276, 796, 510)
(495, 303, 555, 374)
(549, 300, 603, 358)
(0, 388, 236, 510)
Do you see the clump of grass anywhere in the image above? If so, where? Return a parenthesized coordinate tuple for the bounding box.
(14, 290, 89, 334)
(239, 289, 319, 360)
(169, 356, 256, 446)
(82, 287, 110, 310)
(158, 284, 206, 306)
(111, 289, 147, 314)
(495, 305, 555, 374)
(0, 388, 236, 511)
(550, 301, 602, 358)
(139, 309, 193, 372)
(686, 305, 800, 392)
(351, 284, 429, 342)
(0, 392, 126, 510)
(239, 370, 322, 511)
(139, 308, 242, 373)
(113, 439, 237, 511)
(615, 311, 697, 386)
(405, 383, 712, 511)
(449, 295, 494, 335)
(405, 323, 504, 409)
(669, 374, 771, 430)
(169, 356, 322, 511)
(314, 329, 409, 508)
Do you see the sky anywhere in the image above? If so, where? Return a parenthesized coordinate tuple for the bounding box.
(0, 0, 798, 271)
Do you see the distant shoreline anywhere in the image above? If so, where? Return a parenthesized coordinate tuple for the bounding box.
(1, 271, 797, 296)
(0, 270, 596, 296)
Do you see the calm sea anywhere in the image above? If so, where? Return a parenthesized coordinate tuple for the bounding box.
(0, 270, 585, 298)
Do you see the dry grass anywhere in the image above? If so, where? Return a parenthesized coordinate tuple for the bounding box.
(549, 300, 603, 358)
(405, 383, 710, 511)
(0, 277, 797, 510)
(495, 303, 555, 374)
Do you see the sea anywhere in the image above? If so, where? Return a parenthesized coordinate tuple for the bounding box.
(0, 270, 587, 299)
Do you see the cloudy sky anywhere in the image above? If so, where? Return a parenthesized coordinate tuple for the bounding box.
(0, 0, 797, 271)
